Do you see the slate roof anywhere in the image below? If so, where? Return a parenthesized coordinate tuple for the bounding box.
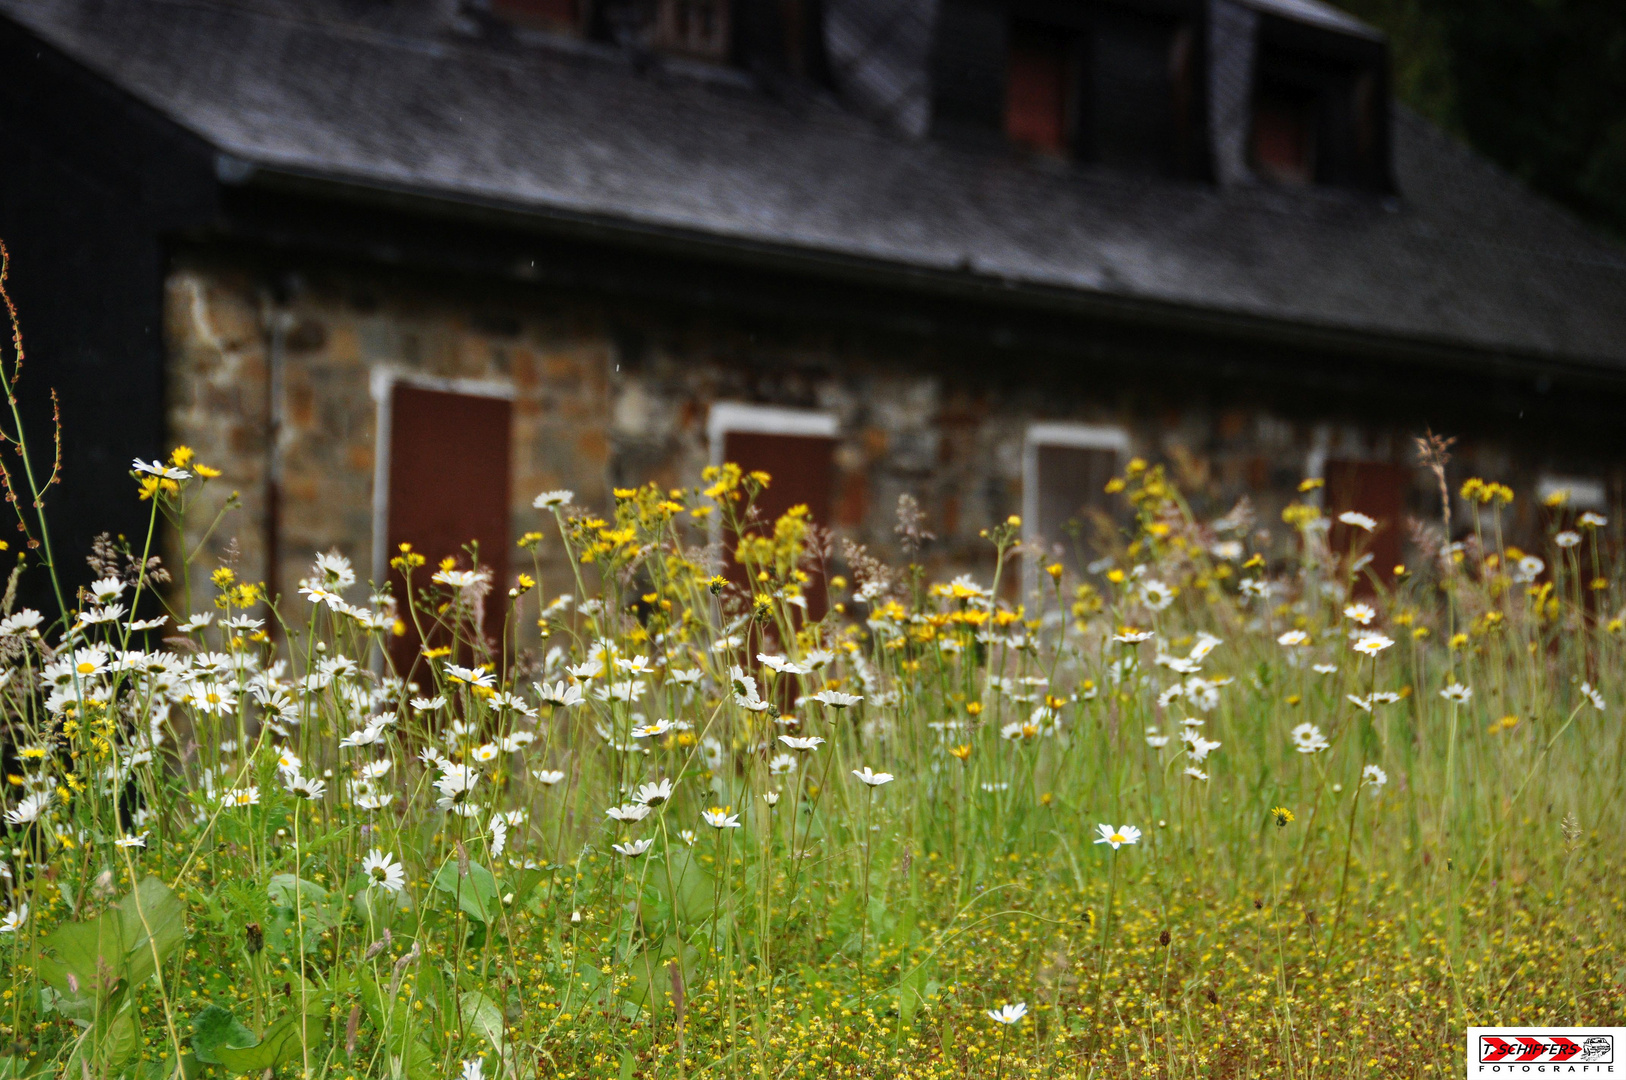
(4, 0, 1625, 367)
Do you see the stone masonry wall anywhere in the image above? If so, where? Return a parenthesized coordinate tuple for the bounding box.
(164, 246, 1626, 624)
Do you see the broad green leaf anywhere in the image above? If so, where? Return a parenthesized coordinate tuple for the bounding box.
(432, 861, 498, 923)
(189, 1004, 257, 1064)
(358, 975, 437, 1080)
(127, 1056, 201, 1080)
(895, 958, 936, 1027)
(508, 868, 548, 910)
(416, 963, 457, 1049)
(63, 998, 140, 1079)
(353, 882, 411, 929)
(458, 990, 507, 1054)
(100, 1001, 143, 1070)
(267, 874, 330, 912)
(37, 877, 183, 1011)
(117, 877, 186, 988)
(655, 850, 714, 925)
(213, 1010, 324, 1072)
(37, 910, 128, 1003)
(266, 874, 340, 952)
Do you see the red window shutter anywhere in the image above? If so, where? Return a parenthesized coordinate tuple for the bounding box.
(492, 0, 577, 27)
(385, 384, 513, 677)
(720, 430, 835, 620)
(1325, 459, 1407, 588)
(1007, 27, 1069, 153)
(1252, 91, 1315, 184)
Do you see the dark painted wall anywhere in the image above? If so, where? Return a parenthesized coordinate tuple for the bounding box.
(0, 20, 215, 612)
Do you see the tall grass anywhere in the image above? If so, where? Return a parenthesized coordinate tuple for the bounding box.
(0, 271, 1621, 1079)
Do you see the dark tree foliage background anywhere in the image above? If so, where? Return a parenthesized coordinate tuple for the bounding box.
(1335, 0, 1626, 237)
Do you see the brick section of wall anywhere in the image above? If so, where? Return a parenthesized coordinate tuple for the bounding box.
(164, 247, 1626, 625)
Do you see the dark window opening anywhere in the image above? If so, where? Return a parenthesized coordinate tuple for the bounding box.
(1252, 83, 1316, 185)
(655, 0, 732, 60)
(1006, 24, 1074, 153)
(1033, 442, 1123, 575)
(1004, 9, 1201, 178)
(588, 0, 733, 62)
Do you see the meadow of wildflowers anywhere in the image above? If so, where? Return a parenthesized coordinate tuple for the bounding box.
(1, 289, 1624, 1079)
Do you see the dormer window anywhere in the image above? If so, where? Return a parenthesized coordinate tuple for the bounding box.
(586, 0, 733, 63)
(1248, 19, 1391, 191)
(1000, 5, 1204, 179)
(654, 0, 731, 61)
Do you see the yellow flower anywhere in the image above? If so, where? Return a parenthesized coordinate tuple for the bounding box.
(1270, 806, 1295, 827)
(168, 445, 196, 467)
(194, 464, 221, 479)
(1282, 503, 1321, 528)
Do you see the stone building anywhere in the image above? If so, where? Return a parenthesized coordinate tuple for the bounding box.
(2, 0, 1625, 620)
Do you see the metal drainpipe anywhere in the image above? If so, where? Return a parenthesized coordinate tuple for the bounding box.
(261, 294, 289, 626)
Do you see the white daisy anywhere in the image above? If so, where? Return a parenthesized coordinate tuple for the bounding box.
(533, 490, 574, 509)
(0, 903, 28, 933)
(362, 849, 406, 893)
(852, 766, 894, 787)
(1093, 824, 1141, 849)
(987, 1002, 1028, 1025)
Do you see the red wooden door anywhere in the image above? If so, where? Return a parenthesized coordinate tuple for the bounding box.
(386, 384, 513, 676)
(721, 430, 835, 620)
(1325, 459, 1407, 588)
